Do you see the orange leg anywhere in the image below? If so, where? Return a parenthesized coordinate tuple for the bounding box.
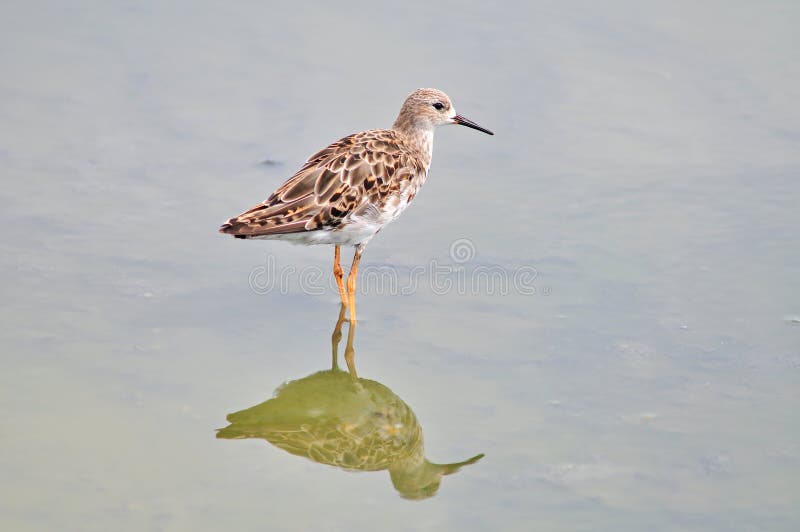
(346, 244, 364, 324)
(333, 245, 347, 305)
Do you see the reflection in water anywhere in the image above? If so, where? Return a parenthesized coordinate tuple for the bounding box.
(217, 305, 484, 499)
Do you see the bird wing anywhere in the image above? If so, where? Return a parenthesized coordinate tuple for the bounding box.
(219, 129, 418, 237)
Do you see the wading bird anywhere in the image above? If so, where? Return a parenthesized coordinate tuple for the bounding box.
(220, 88, 493, 322)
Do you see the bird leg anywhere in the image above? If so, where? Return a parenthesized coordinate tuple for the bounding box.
(333, 245, 347, 305)
(346, 244, 364, 324)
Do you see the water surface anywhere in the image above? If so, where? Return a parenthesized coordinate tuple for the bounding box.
(1, 1, 799, 530)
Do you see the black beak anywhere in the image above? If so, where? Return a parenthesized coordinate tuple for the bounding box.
(453, 114, 494, 135)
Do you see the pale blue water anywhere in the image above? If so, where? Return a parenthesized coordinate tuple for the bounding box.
(1, 1, 799, 530)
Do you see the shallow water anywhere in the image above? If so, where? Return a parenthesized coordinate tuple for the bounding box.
(2, 1, 799, 530)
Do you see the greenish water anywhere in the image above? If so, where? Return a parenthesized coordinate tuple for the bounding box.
(1, 1, 799, 530)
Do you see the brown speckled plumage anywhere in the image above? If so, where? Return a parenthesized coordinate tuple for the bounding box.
(219, 129, 428, 239)
(219, 88, 492, 319)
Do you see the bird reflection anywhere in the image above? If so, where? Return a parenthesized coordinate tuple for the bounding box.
(217, 305, 484, 499)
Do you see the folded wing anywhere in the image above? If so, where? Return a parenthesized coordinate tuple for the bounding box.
(219, 129, 414, 238)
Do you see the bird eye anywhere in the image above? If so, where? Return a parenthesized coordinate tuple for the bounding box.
(432, 102, 445, 110)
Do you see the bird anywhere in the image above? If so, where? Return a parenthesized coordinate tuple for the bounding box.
(219, 88, 493, 323)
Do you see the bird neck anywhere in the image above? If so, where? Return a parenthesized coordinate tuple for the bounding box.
(393, 122, 434, 169)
